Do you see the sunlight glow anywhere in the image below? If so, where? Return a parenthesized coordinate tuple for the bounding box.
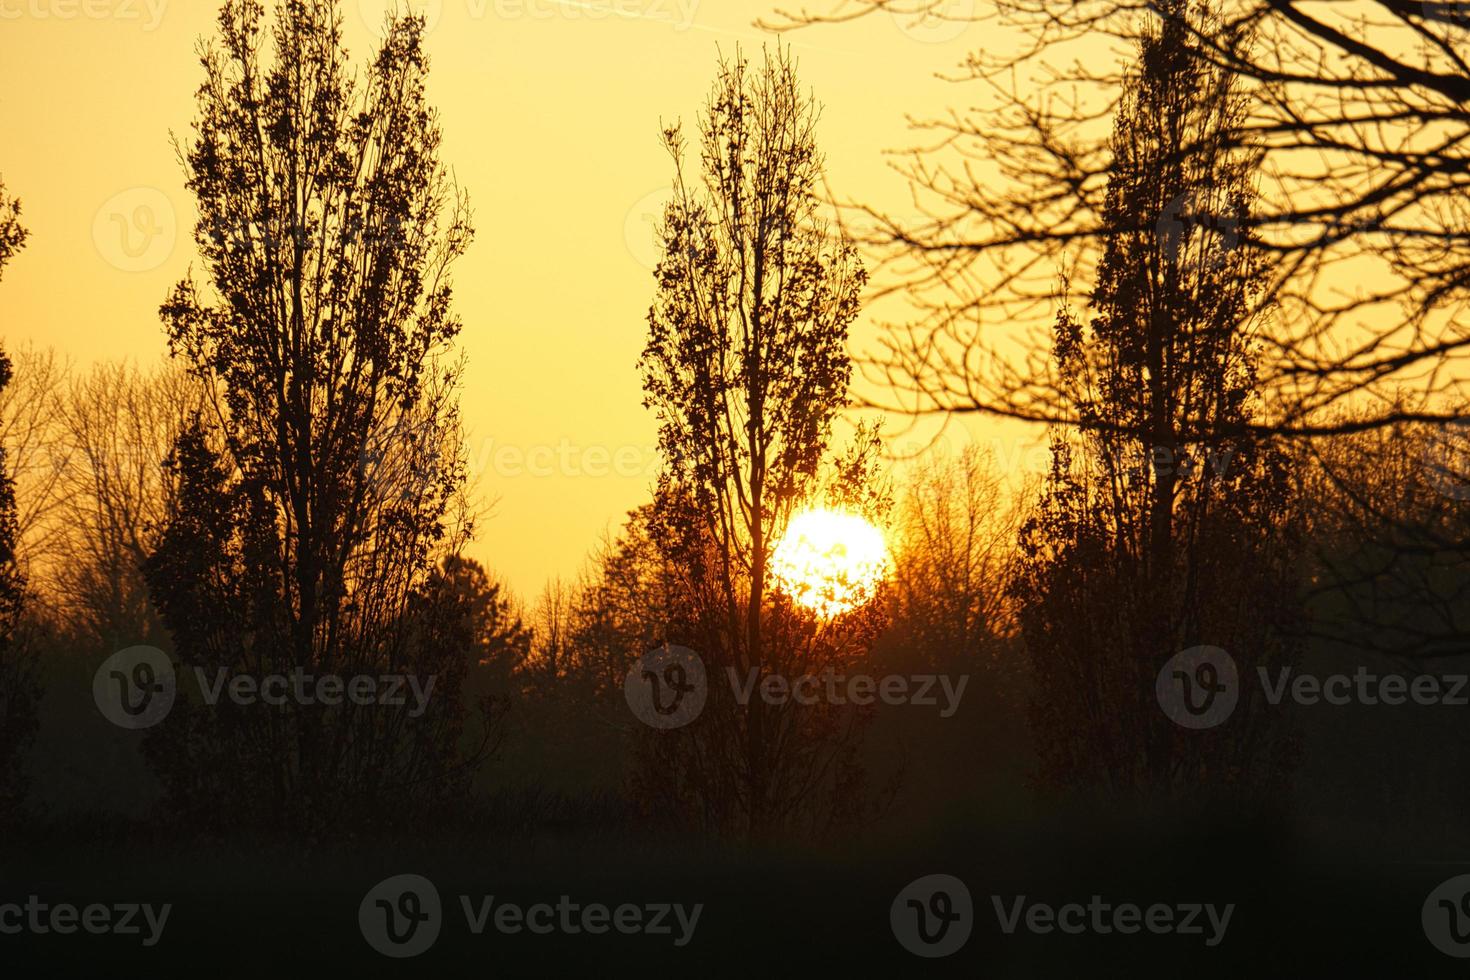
(769, 508, 891, 618)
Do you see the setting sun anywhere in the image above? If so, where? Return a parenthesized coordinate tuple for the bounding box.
(769, 508, 891, 618)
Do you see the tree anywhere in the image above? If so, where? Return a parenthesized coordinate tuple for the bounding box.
(144, 0, 477, 835)
(638, 46, 882, 834)
(0, 176, 37, 823)
(47, 361, 204, 649)
(763, 0, 1470, 438)
(1006, 4, 1300, 801)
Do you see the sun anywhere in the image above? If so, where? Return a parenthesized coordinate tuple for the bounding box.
(769, 508, 892, 618)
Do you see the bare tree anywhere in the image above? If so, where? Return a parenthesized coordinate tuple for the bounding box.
(762, 0, 1470, 437)
(0, 345, 69, 581)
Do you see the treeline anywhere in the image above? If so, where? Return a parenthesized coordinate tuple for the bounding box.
(0, 0, 1465, 853)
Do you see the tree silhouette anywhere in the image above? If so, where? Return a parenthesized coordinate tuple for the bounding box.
(1007, 5, 1300, 800)
(638, 46, 882, 834)
(0, 176, 36, 825)
(763, 0, 1470, 438)
(143, 0, 478, 835)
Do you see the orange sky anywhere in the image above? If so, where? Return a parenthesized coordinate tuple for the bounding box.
(0, 0, 1029, 599)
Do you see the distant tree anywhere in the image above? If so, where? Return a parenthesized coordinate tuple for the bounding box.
(1007, 6, 1300, 802)
(144, 0, 477, 835)
(0, 176, 37, 823)
(890, 446, 1018, 667)
(45, 361, 204, 649)
(428, 554, 531, 670)
(639, 48, 877, 833)
(0, 345, 69, 580)
(1301, 410, 1470, 660)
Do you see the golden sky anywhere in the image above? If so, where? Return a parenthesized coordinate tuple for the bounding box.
(0, 0, 1016, 599)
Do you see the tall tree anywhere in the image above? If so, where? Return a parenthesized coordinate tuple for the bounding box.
(1008, 4, 1300, 800)
(0, 176, 37, 823)
(764, 0, 1470, 437)
(144, 0, 478, 834)
(638, 47, 878, 834)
